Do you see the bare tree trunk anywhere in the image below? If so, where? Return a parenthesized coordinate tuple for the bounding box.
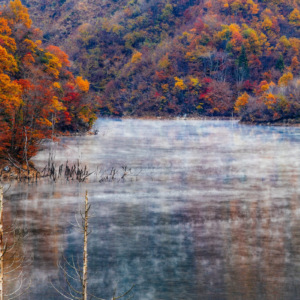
(83, 191, 89, 300)
(52, 191, 134, 300)
(0, 186, 3, 300)
(24, 127, 29, 176)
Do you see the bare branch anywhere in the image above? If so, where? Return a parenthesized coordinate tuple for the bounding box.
(50, 281, 81, 300)
(113, 285, 135, 300)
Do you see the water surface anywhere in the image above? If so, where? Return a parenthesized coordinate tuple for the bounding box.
(4, 119, 300, 299)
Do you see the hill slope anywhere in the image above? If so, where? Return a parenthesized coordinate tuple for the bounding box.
(0, 0, 96, 164)
(2, 0, 300, 121)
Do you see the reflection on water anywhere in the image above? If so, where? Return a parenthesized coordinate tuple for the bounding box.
(4, 119, 300, 299)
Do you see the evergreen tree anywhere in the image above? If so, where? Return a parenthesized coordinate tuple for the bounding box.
(276, 55, 285, 72)
(238, 46, 248, 68)
(238, 45, 249, 77)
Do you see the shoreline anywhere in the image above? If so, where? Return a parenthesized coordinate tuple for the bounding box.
(0, 159, 39, 181)
(240, 117, 300, 127)
(100, 115, 240, 121)
(240, 121, 300, 127)
(99, 115, 300, 127)
(1, 116, 299, 181)
(121, 115, 239, 121)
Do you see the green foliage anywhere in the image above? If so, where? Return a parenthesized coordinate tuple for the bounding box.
(275, 55, 285, 72)
(238, 45, 249, 76)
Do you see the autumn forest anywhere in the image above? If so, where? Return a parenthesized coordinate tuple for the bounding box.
(0, 0, 300, 163)
(0, 1, 300, 299)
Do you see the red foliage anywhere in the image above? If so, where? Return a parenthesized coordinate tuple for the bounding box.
(243, 80, 254, 91)
(194, 18, 205, 33)
(155, 71, 168, 81)
(16, 79, 33, 91)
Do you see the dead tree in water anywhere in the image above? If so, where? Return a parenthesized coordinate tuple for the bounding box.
(51, 191, 134, 300)
(0, 186, 31, 300)
(41, 159, 94, 182)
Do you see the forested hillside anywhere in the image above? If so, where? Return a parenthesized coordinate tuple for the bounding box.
(4, 0, 298, 121)
(1, 0, 300, 122)
(0, 0, 96, 165)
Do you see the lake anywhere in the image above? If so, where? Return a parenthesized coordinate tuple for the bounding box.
(3, 119, 300, 299)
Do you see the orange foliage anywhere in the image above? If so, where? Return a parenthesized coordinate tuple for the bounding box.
(76, 76, 90, 92)
(0, 45, 18, 73)
(174, 77, 187, 90)
(234, 92, 249, 112)
(131, 51, 142, 64)
(46, 45, 71, 67)
(0, 0, 95, 163)
(0, 73, 22, 113)
(264, 93, 277, 110)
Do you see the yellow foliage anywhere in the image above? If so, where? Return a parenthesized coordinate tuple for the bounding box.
(189, 77, 200, 88)
(158, 54, 171, 69)
(229, 23, 241, 34)
(104, 17, 131, 36)
(264, 93, 277, 109)
(261, 83, 269, 92)
(196, 103, 204, 110)
(43, 52, 62, 78)
(262, 17, 272, 31)
(46, 45, 71, 67)
(289, 8, 300, 26)
(218, 24, 267, 55)
(23, 39, 37, 52)
(9, 0, 32, 29)
(279, 36, 291, 48)
(51, 96, 66, 112)
(112, 24, 125, 34)
(161, 84, 169, 93)
(234, 92, 249, 112)
(278, 72, 293, 87)
(174, 77, 187, 90)
(0, 35, 16, 52)
(0, 73, 22, 112)
(76, 76, 90, 92)
(231, 1, 242, 13)
(181, 31, 192, 39)
(78, 106, 96, 124)
(243, 27, 265, 55)
(0, 45, 18, 73)
(53, 82, 61, 89)
(131, 51, 142, 64)
(38, 118, 52, 127)
(269, 81, 276, 88)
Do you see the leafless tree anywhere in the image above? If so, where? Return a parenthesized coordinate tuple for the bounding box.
(0, 186, 31, 300)
(51, 191, 134, 300)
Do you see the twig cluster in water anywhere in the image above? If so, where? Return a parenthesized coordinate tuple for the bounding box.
(41, 159, 93, 182)
(41, 157, 141, 183)
(98, 166, 132, 183)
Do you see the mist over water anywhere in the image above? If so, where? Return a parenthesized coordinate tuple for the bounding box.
(4, 119, 300, 299)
